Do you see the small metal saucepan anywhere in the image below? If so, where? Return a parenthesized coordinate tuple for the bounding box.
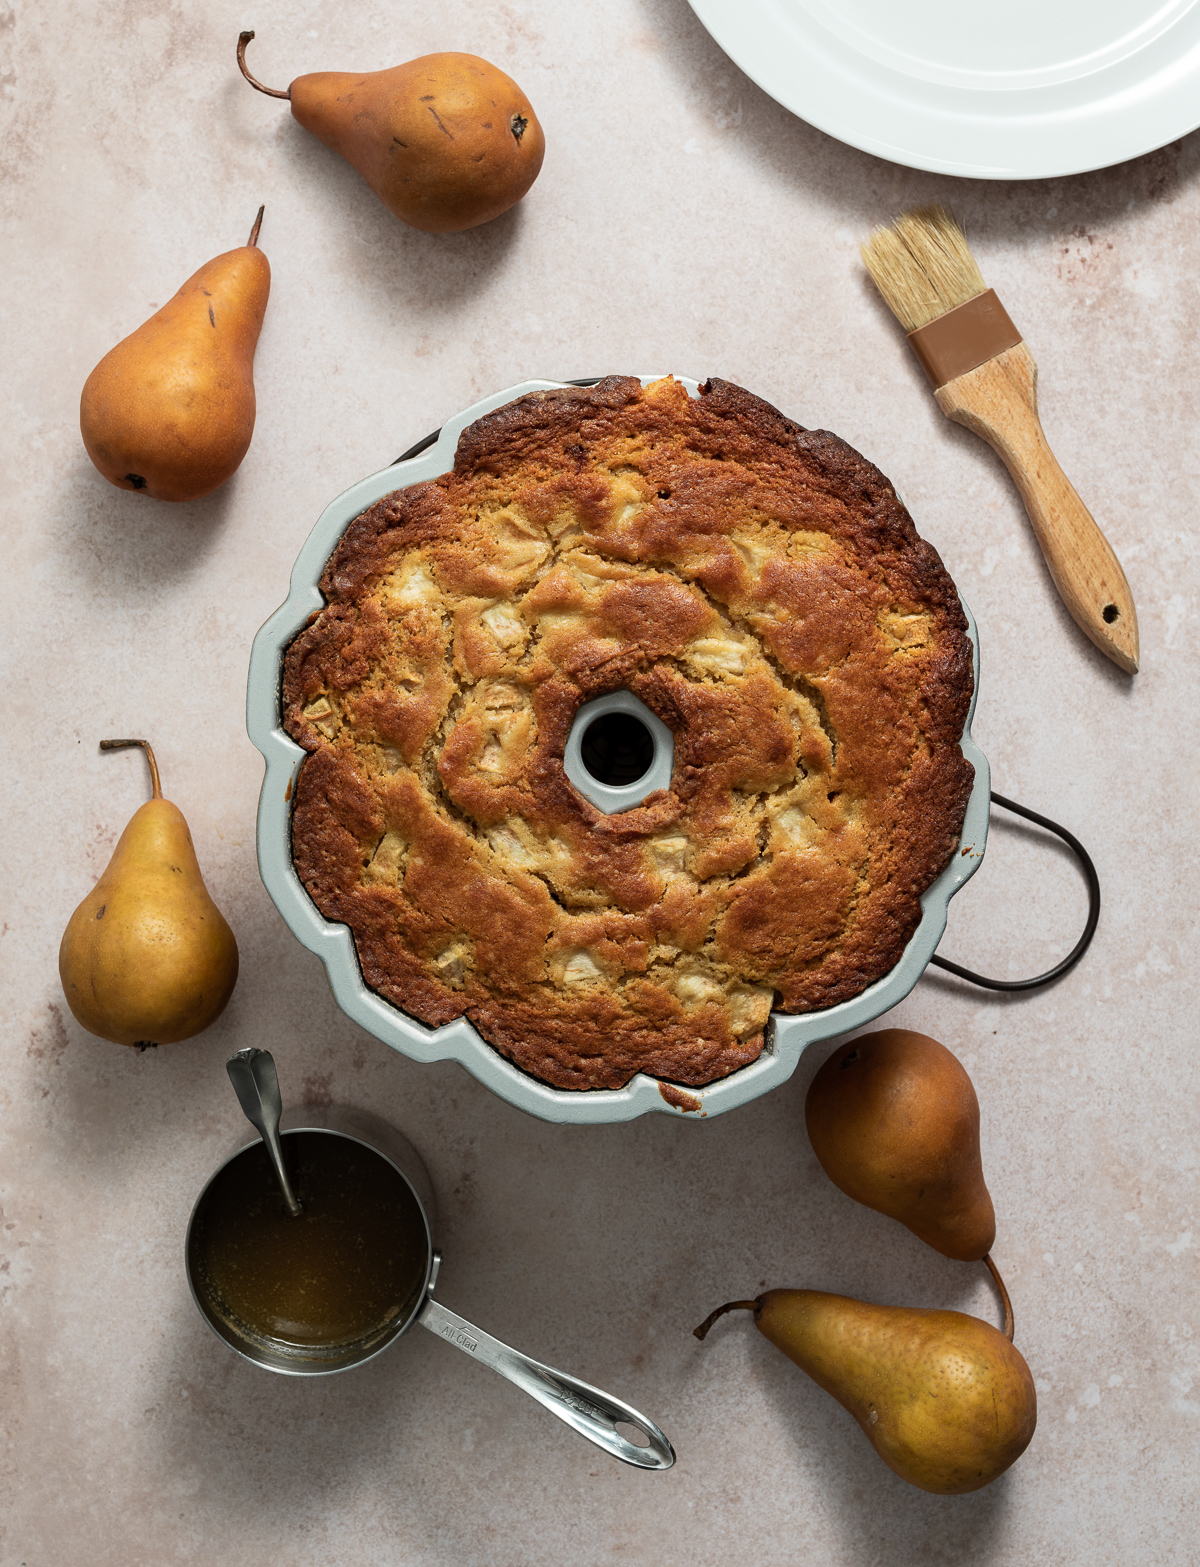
(185, 1105, 675, 1470)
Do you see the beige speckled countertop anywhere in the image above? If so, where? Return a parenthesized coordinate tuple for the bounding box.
(4, 2, 1200, 1562)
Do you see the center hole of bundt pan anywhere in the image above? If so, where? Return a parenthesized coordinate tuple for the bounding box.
(562, 691, 675, 815)
(581, 712, 654, 786)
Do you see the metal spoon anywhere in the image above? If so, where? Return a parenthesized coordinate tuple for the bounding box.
(225, 1047, 302, 1216)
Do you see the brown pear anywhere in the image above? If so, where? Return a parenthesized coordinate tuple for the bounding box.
(59, 740, 238, 1046)
(695, 1289, 1036, 1495)
(80, 210, 270, 502)
(238, 33, 544, 233)
(805, 1028, 996, 1260)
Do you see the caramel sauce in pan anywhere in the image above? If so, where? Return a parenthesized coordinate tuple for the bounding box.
(193, 1132, 428, 1350)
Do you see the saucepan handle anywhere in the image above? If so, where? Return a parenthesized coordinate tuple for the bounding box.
(417, 1296, 675, 1470)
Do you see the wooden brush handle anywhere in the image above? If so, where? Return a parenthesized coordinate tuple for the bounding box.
(935, 342, 1139, 674)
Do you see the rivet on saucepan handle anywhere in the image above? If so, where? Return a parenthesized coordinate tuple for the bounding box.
(416, 1297, 676, 1470)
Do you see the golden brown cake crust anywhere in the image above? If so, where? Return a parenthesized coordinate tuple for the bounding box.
(282, 377, 974, 1090)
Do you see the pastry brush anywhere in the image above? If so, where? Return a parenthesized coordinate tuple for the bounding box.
(861, 206, 1138, 674)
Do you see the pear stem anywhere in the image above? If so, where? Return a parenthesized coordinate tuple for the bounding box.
(984, 1253, 1015, 1342)
(100, 738, 162, 801)
(237, 32, 291, 99)
(693, 1299, 760, 1341)
(247, 205, 265, 248)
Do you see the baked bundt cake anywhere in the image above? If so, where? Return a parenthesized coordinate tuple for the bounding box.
(282, 376, 974, 1090)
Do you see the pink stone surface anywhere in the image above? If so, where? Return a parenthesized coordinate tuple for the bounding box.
(3, 1, 1199, 1562)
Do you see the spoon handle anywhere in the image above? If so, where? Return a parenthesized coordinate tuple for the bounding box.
(417, 1296, 674, 1470)
(225, 1048, 302, 1217)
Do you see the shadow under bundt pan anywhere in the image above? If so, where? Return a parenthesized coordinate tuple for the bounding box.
(247, 378, 991, 1125)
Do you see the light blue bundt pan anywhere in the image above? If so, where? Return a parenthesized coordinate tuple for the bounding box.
(247, 378, 990, 1124)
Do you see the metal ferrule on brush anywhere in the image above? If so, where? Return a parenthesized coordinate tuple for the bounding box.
(906, 290, 1023, 390)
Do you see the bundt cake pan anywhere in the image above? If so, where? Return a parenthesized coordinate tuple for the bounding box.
(246, 378, 991, 1125)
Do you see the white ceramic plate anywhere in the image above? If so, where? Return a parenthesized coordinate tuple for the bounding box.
(247, 378, 990, 1124)
(687, 0, 1200, 178)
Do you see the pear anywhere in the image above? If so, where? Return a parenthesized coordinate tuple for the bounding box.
(59, 740, 238, 1046)
(805, 1028, 996, 1261)
(237, 33, 544, 233)
(80, 209, 270, 502)
(695, 1290, 1036, 1494)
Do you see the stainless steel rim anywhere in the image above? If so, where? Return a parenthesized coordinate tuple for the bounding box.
(185, 1124, 436, 1377)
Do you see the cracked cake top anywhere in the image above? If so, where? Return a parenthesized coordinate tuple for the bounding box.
(282, 375, 974, 1091)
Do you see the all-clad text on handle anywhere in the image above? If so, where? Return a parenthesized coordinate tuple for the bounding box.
(416, 1296, 675, 1471)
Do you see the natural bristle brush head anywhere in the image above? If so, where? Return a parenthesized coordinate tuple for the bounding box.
(861, 206, 987, 332)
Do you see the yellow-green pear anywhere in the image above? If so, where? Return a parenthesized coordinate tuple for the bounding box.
(237, 33, 544, 233)
(80, 210, 270, 502)
(805, 1029, 997, 1261)
(59, 740, 238, 1046)
(695, 1289, 1036, 1494)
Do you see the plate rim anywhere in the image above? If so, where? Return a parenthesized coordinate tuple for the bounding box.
(686, 0, 1200, 179)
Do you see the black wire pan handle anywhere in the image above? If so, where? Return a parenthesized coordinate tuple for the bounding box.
(929, 792, 1100, 992)
(393, 377, 606, 465)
